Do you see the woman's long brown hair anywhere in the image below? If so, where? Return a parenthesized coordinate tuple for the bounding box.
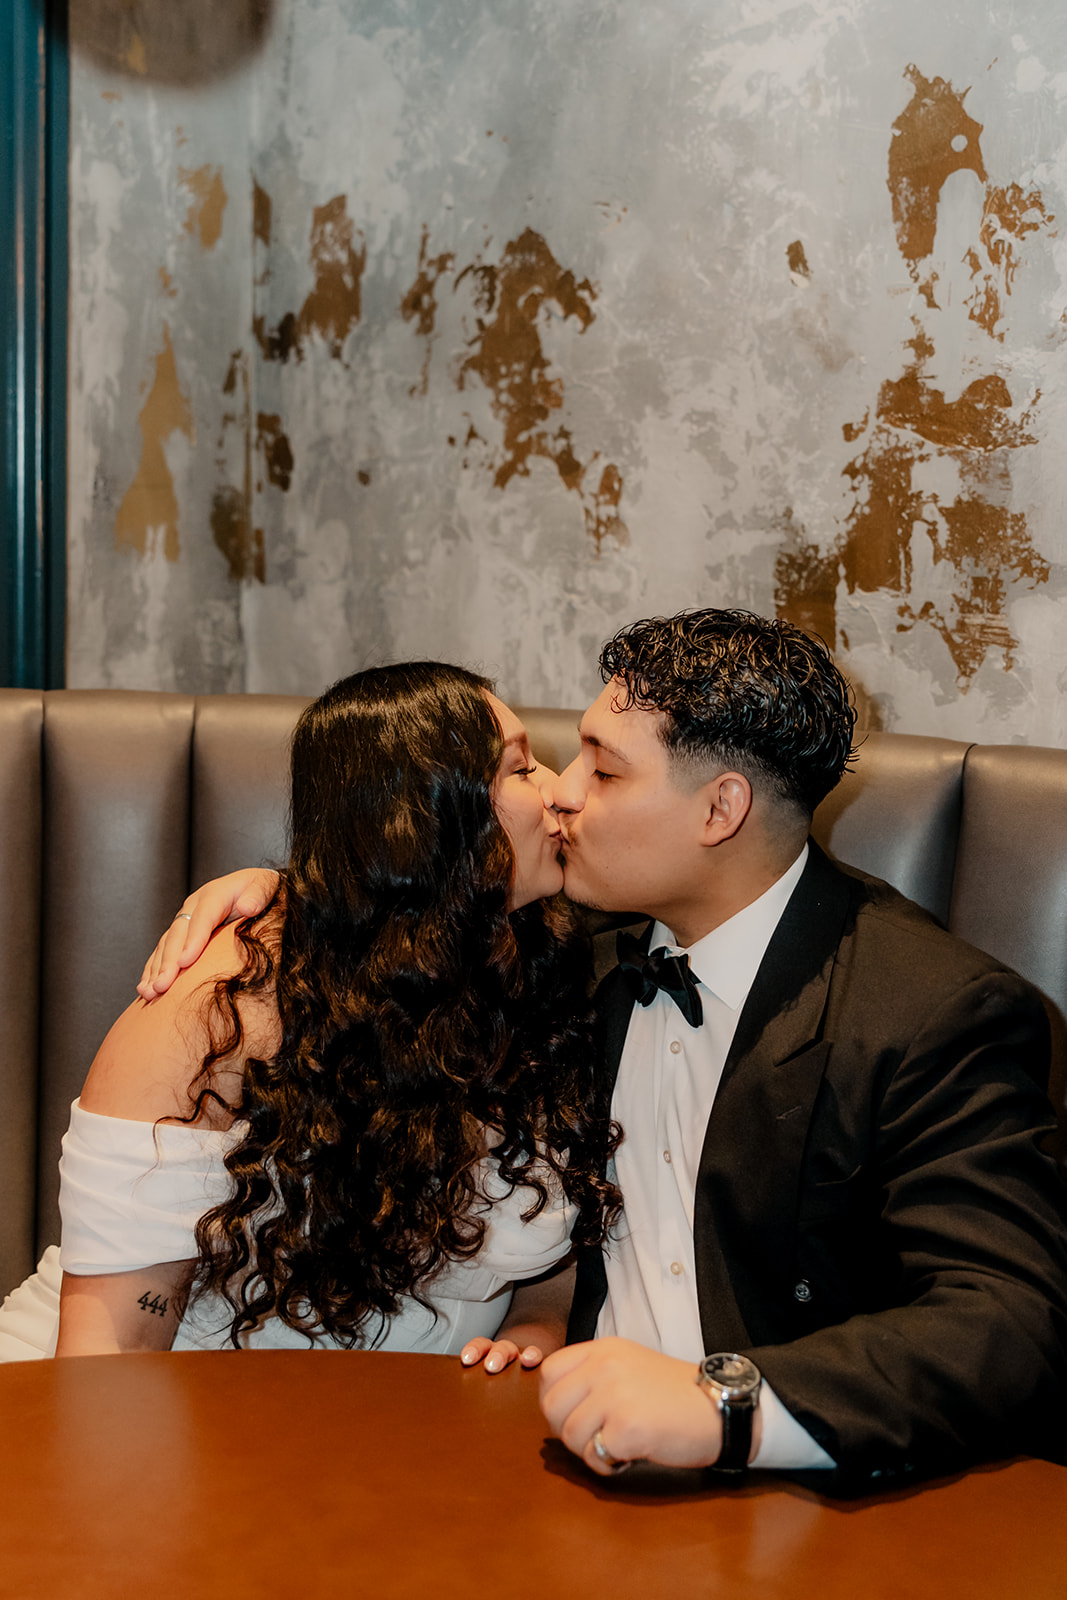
(184, 662, 619, 1347)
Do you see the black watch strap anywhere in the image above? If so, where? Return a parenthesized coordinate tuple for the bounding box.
(716, 1395, 755, 1472)
(696, 1353, 762, 1473)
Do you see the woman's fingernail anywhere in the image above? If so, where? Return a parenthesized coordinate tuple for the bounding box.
(461, 1348, 476, 1365)
(485, 1354, 502, 1373)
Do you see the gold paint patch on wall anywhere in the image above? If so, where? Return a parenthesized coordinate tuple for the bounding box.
(981, 184, 1053, 282)
(587, 461, 628, 548)
(252, 175, 272, 247)
(179, 165, 227, 251)
(888, 65, 987, 270)
(256, 413, 294, 492)
(450, 227, 625, 549)
(877, 370, 1037, 451)
(888, 66, 1054, 331)
(454, 225, 596, 484)
(211, 349, 265, 584)
(401, 225, 455, 394)
(838, 357, 1047, 681)
(901, 579, 1022, 679)
(299, 196, 365, 356)
(786, 240, 810, 280)
(222, 348, 244, 399)
(777, 64, 1052, 687)
(967, 184, 1055, 338)
(211, 488, 265, 583)
(115, 324, 194, 561)
(778, 379, 1050, 685)
(402, 225, 455, 338)
(773, 511, 839, 651)
(785, 363, 1048, 684)
(254, 194, 366, 362)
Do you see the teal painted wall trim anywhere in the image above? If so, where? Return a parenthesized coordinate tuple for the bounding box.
(0, 0, 68, 688)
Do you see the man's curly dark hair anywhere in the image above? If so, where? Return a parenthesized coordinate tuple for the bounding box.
(599, 609, 856, 816)
(182, 662, 619, 1348)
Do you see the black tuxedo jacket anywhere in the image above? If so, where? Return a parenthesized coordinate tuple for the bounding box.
(570, 843, 1067, 1485)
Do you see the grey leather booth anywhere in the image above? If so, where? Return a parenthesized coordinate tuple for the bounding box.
(2, 689, 1066, 1299)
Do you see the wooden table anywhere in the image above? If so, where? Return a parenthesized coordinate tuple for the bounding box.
(1, 1349, 1065, 1599)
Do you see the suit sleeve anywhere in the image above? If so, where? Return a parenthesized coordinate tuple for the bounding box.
(749, 971, 1067, 1487)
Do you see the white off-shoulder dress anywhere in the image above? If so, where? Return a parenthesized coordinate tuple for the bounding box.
(0, 1100, 576, 1361)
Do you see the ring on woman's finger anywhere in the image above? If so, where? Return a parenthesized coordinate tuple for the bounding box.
(173, 912, 192, 922)
(592, 1429, 631, 1473)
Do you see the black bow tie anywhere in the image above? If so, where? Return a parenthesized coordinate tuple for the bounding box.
(617, 930, 704, 1028)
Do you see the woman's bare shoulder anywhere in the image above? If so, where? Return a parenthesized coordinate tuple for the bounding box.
(79, 921, 281, 1128)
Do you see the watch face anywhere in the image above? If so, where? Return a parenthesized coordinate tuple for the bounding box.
(701, 1353, 761, 1399)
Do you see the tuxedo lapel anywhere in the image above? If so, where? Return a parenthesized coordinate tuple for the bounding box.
(694, 845, 855, 1349)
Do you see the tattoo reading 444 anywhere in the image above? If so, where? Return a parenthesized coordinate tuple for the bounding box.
(138, 1292, 169, 1317)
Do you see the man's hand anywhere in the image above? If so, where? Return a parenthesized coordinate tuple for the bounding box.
(539, 1337, 738, 1476)
(137, 868, 281, 999)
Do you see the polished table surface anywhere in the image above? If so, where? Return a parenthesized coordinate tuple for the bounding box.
(1, 1349, 1065, 1599)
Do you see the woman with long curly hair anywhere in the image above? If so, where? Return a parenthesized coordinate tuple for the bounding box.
(0, 663, 617, 1362)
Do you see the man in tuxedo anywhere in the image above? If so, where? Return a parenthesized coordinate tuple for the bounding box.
(534, 607, 1067, 1487)
(141, 605, 1066, 1485)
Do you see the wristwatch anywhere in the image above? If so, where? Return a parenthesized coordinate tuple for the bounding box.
(695, 1352, 762, 1472)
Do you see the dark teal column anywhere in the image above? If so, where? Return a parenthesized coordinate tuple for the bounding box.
(0, 0, 68, 688)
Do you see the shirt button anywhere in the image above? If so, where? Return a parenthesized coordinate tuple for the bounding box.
(669, 1261, 684, 1276)
(794, 1279, 812, 1303)
(663, 1149, 672, 1164)
(669, 1040, 682, 1055)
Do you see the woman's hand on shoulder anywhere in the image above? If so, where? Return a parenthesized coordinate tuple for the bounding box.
(137, 868, 281, 999)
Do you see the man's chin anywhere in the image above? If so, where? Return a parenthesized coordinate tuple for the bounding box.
(562, 887, 604, 910)
(561, 866, 606, 912)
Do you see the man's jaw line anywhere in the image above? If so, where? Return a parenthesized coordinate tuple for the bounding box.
(558, 842, 599, 911)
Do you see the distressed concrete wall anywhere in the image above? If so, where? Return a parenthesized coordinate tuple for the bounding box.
(67, 1, 1067, 741)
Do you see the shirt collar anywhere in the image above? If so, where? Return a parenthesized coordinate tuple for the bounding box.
(650, 842, 809, 1012)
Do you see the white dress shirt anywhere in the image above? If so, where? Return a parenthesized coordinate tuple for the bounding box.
(596, 843, 834, 1469)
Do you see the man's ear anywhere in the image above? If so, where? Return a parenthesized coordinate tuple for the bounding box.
(700, 772, 752, 845)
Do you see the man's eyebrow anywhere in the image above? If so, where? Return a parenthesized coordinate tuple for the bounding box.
(578, 729, 630, 763)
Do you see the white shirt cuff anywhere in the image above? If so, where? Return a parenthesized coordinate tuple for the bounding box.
(750, 1380, 836, 1469)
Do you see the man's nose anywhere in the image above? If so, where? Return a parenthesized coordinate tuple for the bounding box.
(552, 754, 585, 814)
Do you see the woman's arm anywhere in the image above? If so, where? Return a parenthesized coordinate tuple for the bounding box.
(137, 868, 281, 999)
(461, 1261, 575, 1373)
(58, 923, 275, 1354)
(56, 1262, 195, 1357)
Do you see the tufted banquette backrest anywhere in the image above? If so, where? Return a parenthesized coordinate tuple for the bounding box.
(1, 690, 1065, 1296)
